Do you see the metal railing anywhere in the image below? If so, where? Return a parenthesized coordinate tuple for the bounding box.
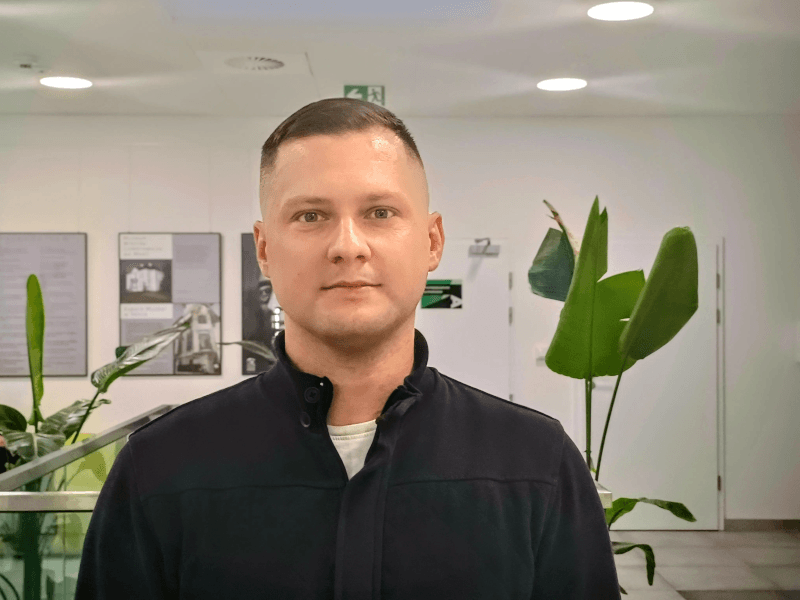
(595, 481, 612, 509)
(0, 405, 176, 512)
(0, 404, 613, 511)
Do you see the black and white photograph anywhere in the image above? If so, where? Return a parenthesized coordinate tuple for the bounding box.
(241, 233, 281, 375)
(173, 302, 222, 375)
(119, 259, 172, 304)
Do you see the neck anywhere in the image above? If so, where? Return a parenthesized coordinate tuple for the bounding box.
(283, 319, 416, 426)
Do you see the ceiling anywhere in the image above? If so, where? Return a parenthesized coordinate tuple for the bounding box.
(1, 0, 798, 117)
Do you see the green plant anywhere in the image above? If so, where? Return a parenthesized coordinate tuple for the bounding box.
(528, 197, 699, 595)
(0, 275, 199, 600)
(217, 340, 276, 363)
(0, 275, 278, 599)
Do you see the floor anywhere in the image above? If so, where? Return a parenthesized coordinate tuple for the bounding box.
(2, 530, 800, 599)
(609, 529, 800, 599)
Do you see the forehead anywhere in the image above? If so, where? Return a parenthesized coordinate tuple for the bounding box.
(267, 128, 424, 209)
(275, 127, 407, 169)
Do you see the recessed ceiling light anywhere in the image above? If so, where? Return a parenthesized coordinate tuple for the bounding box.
(40, 76, 93, 89)
(588, 2, 654, 21)
(537, 78, 588, 91)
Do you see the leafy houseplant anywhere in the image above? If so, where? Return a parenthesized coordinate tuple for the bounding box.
(0, 276, 225, 600)
(528, 197, 699, 595)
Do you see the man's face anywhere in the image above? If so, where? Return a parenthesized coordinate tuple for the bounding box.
(253, 127, 444, 347)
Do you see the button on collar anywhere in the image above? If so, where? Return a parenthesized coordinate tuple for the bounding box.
(270, 328, 429, 434)
(304, 386, 320, 403)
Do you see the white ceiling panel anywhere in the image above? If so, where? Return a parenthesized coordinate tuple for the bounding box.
(0, 0, 798, 116)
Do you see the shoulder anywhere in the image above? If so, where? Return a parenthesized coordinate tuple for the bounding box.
(411, 368, 567, 484)
(121, 374, 278, 498)
(435, 369, 561, 427)
(126, 375, 265, 444)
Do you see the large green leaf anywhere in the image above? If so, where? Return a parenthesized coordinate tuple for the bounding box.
(218, 340, 276, 362)
(527, 199, 584, 302)
(543, 198, 582, 256)
(0, 405, 28, 433)
(528, 228, 575, 302)
(37, 398, 112, 439)
(545, 197, 642, 378)
(611, 540, 654, 590)
(618, 227, 699, 360)
(25, 274, 45, 426)
(591, 270, 646, 376)
(2, 430, 66, 463)
(605, 496, 696, 529)
(90, 306, 196, 393)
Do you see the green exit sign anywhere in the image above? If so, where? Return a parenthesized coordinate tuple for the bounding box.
(344, 85, 385, 106)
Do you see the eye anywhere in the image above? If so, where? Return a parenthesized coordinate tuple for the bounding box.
(296, 208, 395, 223)
(372, 208, 395, 219)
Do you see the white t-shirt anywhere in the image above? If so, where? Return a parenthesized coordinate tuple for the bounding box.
(327, 418, 378, 480)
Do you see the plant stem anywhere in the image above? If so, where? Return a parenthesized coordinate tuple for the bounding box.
(585, 377, 593, 473)
(594, 349, 631, 482)
(70, 388, 102, 445)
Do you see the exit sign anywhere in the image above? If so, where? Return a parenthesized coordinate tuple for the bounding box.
(344, 85, 385, 106)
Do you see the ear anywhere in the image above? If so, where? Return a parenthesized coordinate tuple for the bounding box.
(253, 221, 269, 279)
(427, 211, 444, 272)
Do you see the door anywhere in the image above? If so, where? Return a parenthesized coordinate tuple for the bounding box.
(414, 238, 511, 403)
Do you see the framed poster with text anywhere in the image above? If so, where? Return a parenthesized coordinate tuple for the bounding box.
(0, 233, 87, 377)
(119, 233, 222, 376)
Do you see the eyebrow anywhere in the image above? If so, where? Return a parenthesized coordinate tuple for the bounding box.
(281, 193, 402, 212)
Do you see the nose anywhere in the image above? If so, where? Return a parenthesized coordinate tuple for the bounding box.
(327, 216, 371, 263)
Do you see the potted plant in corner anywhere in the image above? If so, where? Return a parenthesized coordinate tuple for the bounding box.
(528, 196, 699, 595)
(0, 273, 278, 600)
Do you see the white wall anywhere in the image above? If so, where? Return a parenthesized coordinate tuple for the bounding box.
(0, 114, 798, 522)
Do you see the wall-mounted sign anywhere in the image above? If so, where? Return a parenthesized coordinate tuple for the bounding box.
(0, 233, 87, 377)
(344, 85, 385, 106)
(422, 279, 462, 309)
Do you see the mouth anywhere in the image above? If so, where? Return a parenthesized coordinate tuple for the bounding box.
(326, 284, 377, 290)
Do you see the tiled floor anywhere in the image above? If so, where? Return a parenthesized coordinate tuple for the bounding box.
(609, 529, 800, 599)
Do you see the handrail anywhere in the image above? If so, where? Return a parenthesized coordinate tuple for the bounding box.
(595, 480, 612, 509)
(0, 404, 176, 493)
(0, 491, 99, 512)
(0, 481, 612, 513)
(0, 404, 613, 512)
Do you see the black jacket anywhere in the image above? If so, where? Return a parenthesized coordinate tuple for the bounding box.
(75, 328, 620, 599)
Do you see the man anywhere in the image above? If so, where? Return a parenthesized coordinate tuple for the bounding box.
(75, 98, 620, 599)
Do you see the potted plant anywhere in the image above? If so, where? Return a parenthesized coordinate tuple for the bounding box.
(528, 197, 699, 595)
(0, 274, 276, 600)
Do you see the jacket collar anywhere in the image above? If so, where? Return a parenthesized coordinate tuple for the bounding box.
(270, 327, 429, 434)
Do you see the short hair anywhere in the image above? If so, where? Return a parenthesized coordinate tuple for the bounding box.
(259, 97, 427, 216)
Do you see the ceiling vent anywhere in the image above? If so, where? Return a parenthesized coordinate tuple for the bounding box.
(14, 54, 47, 74)
(195, 51, 310, 75)
(224, 56, 284, 71)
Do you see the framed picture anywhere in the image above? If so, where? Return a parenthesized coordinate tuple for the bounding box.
(241, 233, 282, 375)
(119, 233, 222, 376)
(0, 233, 87, 377)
